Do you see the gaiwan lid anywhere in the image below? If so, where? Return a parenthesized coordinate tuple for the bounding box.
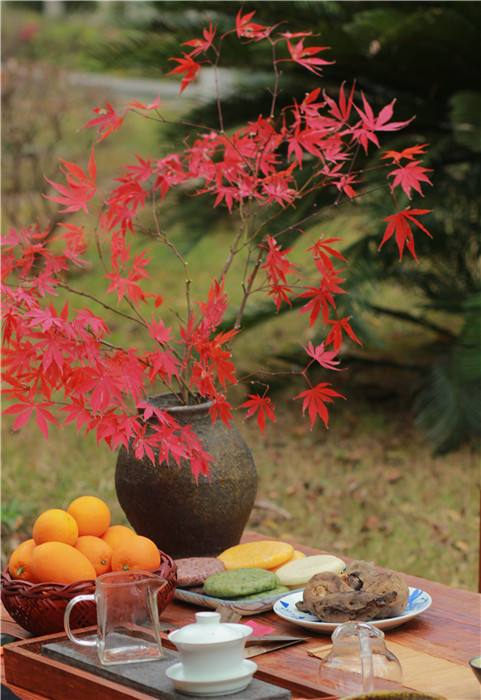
(168, 611, 251, 645)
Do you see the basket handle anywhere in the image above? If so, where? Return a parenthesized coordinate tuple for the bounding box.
(64, 594, 97, 647)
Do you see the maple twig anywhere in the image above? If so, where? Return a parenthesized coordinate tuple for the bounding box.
(150, 191, 193, 318)
(130, 109, 221, 135)
(233, 244, 265, 335)
(150, 190, 197, 403)
(268, 37, 281, 119)
(59, 282, 147, 328)
(210, 45, 224, 132)
(217, 198, 255, 284)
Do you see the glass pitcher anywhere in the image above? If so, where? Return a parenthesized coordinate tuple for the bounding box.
(64, 570, 167, 665)
(318, 621, 403, 694)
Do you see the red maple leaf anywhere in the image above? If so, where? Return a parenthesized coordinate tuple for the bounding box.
(297, 287, 335, 327)
(323, 82, 355, 124)
(195, 277, 229, 330)
(388, 160, 433, 199)
(123, 155, 155, 183)
(44, 149, 97, 213)
(303, 342, 341, 371)
(105, 272, 154, 307)
(153, 154, 186, 201)
(295, 383, 345, 428)
(24, 299, 69, 332)
(74, 365, 124, 414)
(235, 9, 272, 40)
(380, 208, 432, 261)
(267, 283, 294, 310)
(261, 168, 298, 206)
(297, 87, 324, 119)
(352, 95, 412, 153)
(286, 123, 326, 167)
(208, 394, 233, 427)
(284, 37, 333, 75)
(183, 21, 216, 56)
(308, 237, 348, 266)
(59, 398, 94, 435)
(325, 317, 362, 352)
(206, 343, 237, 389)
(189, 361, 217, 397)
(167, 54, 202, 94)
(74, 309, 108, 339)
(147, 317, 174, 345)
(3, 396, 59, 440)
(147, 349, 181, 385)
(238, 394, 276, 434)
(188, 449, 214, 481)
(261, 235, 297, 290)
(297, 266, 346, 327)
(382, 143, 429, 164)
(81, 101, 125, 142)
(37, 335, 67, 375)
(123, 95, 161, 111)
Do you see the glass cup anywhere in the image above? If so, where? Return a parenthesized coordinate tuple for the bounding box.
(64, 570, 167, 665)
(318, 621, 403, 694)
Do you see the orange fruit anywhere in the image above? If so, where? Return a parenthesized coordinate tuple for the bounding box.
(74, 535, 113, 576)
(67, 495, 111, 537)
(32, 508, 79, 546)
(111, 535, 161, 573)
(8, 539, 37, 582)
(101, 524, 136, 550)
(31, 542, 96, 584)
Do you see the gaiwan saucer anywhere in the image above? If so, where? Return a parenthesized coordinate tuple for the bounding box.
(165, 659, 257, 696)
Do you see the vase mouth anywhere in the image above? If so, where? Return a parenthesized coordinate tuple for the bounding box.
(146, 392, 214, 413)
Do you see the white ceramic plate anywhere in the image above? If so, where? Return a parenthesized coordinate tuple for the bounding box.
(165, 659, 257, 696)
(174, 587, 303, 615)
(273, 587, 432, 633)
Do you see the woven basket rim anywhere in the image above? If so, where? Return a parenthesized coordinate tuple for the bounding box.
(1, 548, 177, 595)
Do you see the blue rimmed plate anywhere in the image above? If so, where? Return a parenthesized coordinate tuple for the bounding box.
(273, 587, 432, 633)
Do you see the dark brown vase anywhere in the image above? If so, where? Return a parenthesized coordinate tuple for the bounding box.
(114, 393, 258, 559)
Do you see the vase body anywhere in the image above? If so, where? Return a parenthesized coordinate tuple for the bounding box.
(115, 394, 258, 559)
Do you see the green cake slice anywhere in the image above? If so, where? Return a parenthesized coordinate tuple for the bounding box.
(203, 567, 280, 599)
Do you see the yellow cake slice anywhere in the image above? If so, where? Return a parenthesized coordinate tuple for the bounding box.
(218, 540, 294, 570)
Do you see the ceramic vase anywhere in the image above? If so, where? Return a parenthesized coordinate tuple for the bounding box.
(114, 393, 258, 559)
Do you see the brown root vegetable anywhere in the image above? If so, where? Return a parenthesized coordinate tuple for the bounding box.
(362, 571, 410, 619)
(296, 571, 351, 613)
(341, 560, 377, 590)
(311, 589, 397, 622)
(298, 560, 410, 622)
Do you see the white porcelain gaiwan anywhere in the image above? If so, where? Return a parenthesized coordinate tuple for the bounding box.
(167, 611, 253, 682)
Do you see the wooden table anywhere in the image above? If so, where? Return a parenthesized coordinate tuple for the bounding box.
(2, 535, 480, 700)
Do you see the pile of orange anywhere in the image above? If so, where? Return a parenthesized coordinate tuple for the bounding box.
(8, 496, 161, 585)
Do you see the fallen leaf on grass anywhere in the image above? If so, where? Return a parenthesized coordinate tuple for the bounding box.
(385, 468, 403, 483)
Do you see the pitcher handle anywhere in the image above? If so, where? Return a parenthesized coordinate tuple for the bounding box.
(359, 627, 374, 692)
(64, 594, 97, 647)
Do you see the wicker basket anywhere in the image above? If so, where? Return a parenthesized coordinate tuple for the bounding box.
(1, 550, 177, 637)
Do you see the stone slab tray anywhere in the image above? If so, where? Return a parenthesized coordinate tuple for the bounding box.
(41, 637, 291, 700)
